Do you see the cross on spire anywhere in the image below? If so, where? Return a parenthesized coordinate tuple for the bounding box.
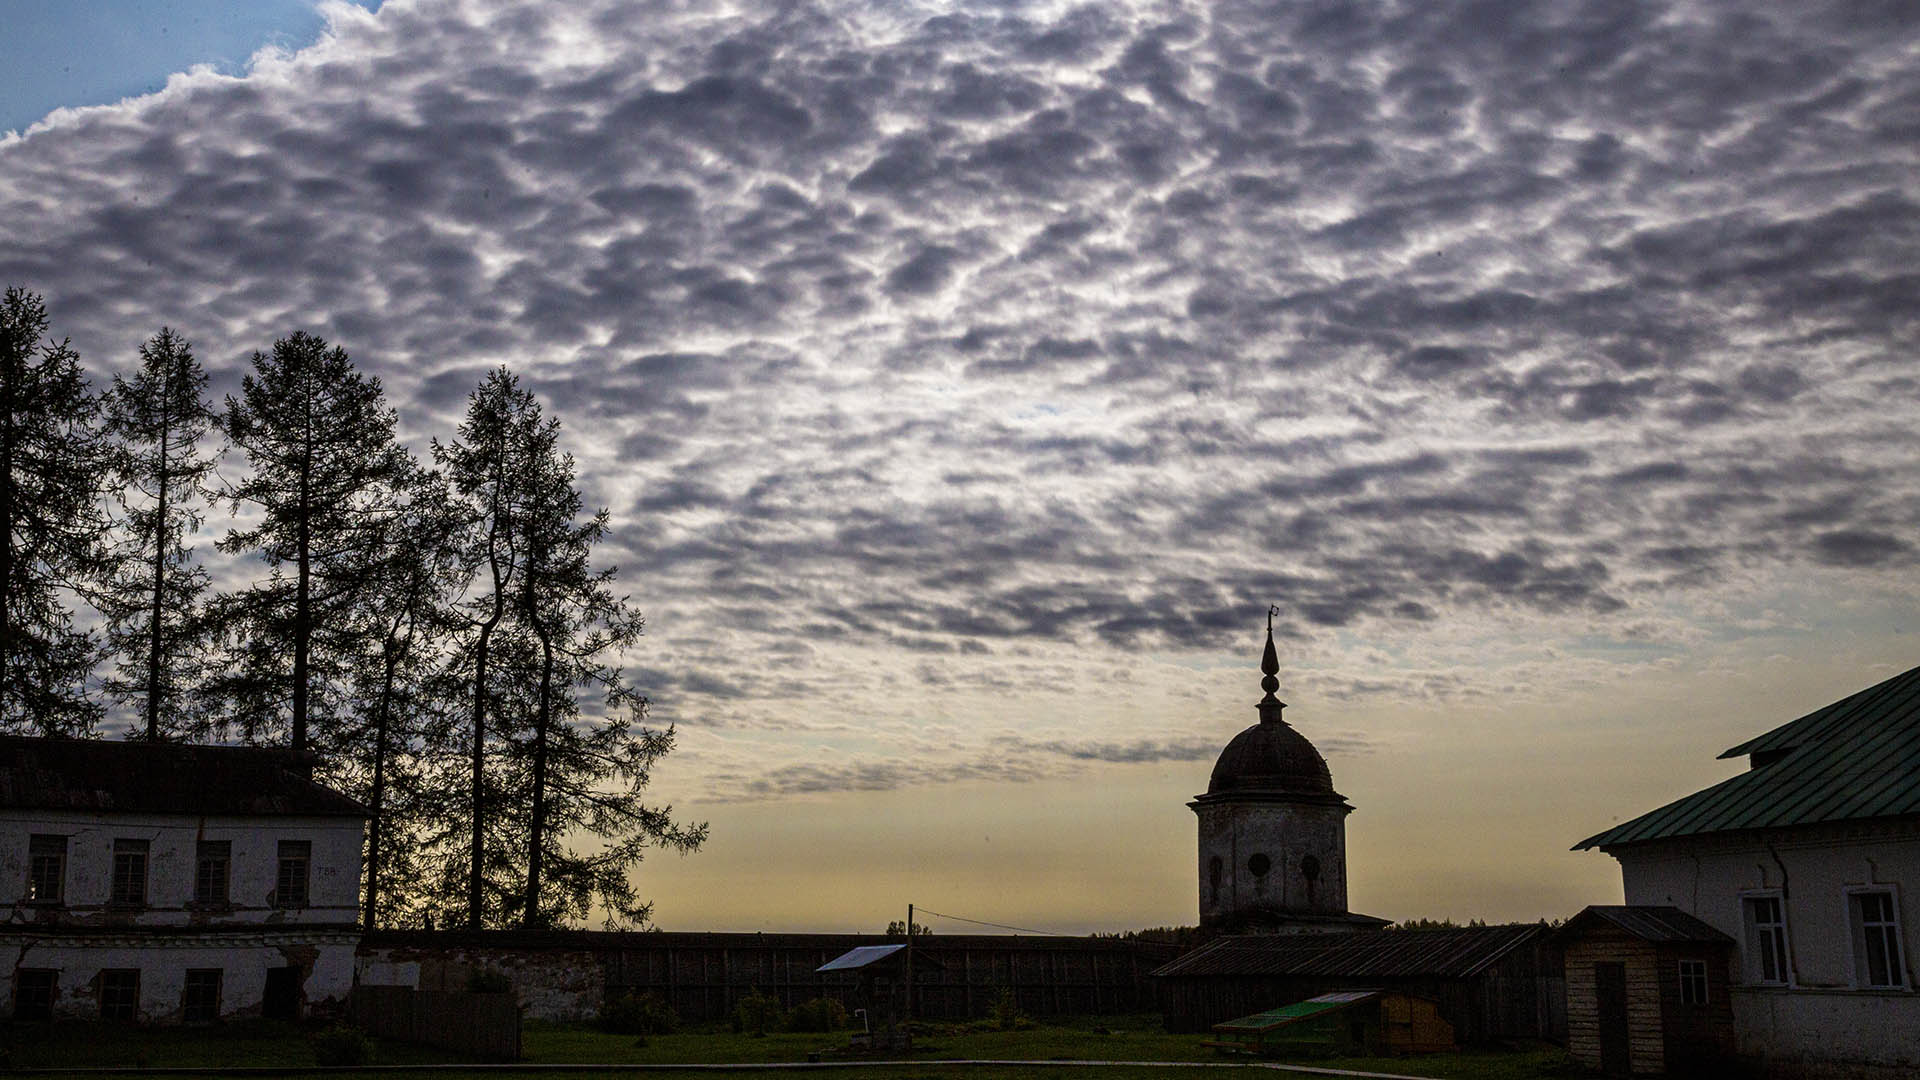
(1259, 606, 1287, 723)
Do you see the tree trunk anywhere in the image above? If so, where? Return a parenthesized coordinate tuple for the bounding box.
(146, 389, 170, 741)
(365, 634, 400, 930)
(468, 495, 508, 929)
(521, 613, 555, 928)
(292, 388, 312, 754)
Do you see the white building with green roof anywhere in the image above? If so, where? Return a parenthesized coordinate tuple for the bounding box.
(1576, 664, 1920, 1076)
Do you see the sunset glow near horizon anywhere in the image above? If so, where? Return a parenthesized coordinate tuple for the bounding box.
(3, 0, 1917, 934)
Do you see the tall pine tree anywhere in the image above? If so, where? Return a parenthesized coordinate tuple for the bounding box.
(436, 368, 702, 929)
(211, 331, 411, 757)
(0, 287, 108, 733)
(100, 327, 217, 739)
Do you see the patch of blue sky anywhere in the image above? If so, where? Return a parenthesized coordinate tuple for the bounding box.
(1, 1, 381, 136)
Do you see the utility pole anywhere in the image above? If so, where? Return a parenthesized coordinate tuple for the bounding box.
(905, 902, 914, 1025)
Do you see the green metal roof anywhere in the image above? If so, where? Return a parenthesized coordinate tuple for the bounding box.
(1213, 991, 1381, 1033)
(1574, 663, 1920, 850)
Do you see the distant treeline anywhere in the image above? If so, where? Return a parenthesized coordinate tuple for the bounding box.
(0, 286, 705, 931)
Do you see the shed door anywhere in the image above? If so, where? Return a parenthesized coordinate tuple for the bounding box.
(1595, 961, 1630, 1077)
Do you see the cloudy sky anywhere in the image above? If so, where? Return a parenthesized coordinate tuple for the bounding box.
(4, 0, 1919, 933)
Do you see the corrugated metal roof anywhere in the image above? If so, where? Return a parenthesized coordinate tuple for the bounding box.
(1574, 663, 1920, 850)
(0, 736, 367, 818)
(1560, 906, 1732, 944)
(816, 944, 908, 972)
(1214, 991, 1381, 1032)
(1151, 924, 1544, 980)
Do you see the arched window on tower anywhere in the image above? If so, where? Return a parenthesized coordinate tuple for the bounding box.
(1301, 854, 1321, 905)
(1208, 856, 1222, 904)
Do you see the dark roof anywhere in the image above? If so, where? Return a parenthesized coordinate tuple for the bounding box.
(1151, 924, 1545, 980)
(1199, 720, 1346, 804)
(1574, 663, 1920, 850)
(0, 737, 367, 818)
(1558, 906, 1733, 944)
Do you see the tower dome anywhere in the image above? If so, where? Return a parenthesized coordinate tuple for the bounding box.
(1188, 611, 1383, 932)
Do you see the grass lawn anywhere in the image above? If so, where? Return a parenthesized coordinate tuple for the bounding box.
(0, 1015, 1582, 1080)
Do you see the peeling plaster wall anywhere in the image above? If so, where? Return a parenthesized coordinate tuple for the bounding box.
(1195, 801, 1349, 925)
(0, 811, 361, 925)
(357, 944, 601, 1021)
(0, 810, 363, 1023)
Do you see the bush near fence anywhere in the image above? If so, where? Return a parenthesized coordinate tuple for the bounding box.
(351, 985, 521, 1061)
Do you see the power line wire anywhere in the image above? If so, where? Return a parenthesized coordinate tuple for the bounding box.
(913, 905, 1076, 937)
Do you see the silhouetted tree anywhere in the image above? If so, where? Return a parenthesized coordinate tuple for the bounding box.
(348, 465, 467, 929)
(436, 368, 703, 929)
(99, 328, 217, 739)
(211, 332, 411, 756)
(510, 423, 704, 928)
(0, 287, 107, 733)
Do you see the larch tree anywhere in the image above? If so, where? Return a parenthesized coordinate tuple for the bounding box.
(511, 422, 704, 929)
(436, 368, 704, 929)
(211, 331, 411, 758)
(0, 287, 108, 733)
(99, 327, 218, 740)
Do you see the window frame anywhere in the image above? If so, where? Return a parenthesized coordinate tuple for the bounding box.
(275, 839, 312, 909)
(1845, 885, 1909, 991)
(181, 968, 222, 1024)
(194, 840, 232, 907)
(13, 969, 56, 1021)
(1677, 958, 1709, 1005)
(98, 969, 140, 1022)
(26, 834, 67, 906)
(110, 839, 150, 908)
(1739, 890, 1793, 987)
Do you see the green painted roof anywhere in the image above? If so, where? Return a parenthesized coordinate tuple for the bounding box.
(1574, 663, 1920, 850)
(1213, 991, 1380, 1032)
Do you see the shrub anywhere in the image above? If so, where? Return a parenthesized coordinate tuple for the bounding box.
(731, 989, 784, 1036)
(786, 996, 849, 1032)
(599, 991, 679, 1036)
(312, 1025, 371, 1066)
(991, 989, 1024, 1032)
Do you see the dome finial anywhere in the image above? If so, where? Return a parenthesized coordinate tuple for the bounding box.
(1259, 606, 1286, 722)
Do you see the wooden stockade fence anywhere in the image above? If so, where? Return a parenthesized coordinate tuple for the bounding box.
(361, 930, 1182, 1024)
(602, 934, 1180, 1022)
(351, 984, 522, 1060)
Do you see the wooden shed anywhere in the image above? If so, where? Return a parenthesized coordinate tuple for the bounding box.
(1154, 923, 1563, 1044)
(1208, 989, 1455, 1056)
(1557, 906, 1734, 1077)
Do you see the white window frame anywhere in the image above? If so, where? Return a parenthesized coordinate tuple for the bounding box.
(1844, 885, 1909, 991)
(1740, 890, 1793, 986)
(1678, 959, 1709, 1005)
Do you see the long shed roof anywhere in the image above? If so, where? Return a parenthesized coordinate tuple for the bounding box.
(1151, 924, 1544, 980)
(1574, 662, 1920, 850)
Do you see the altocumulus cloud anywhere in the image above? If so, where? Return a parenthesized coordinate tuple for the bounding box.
(3, 0, 1919, 795)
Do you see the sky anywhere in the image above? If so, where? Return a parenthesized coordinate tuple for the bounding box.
(2, 0, 1918, 935)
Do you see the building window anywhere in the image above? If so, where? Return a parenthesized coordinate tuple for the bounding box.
(195, 841, 231, 905)
(99, 969, 139, 1022)
(27, 834, 66, 905)
(1678, 959, 1709, 1005)
(1247, 852, 1271, 877)
(14, 970, 56, 1021)
(276, 840, 311, 908)
(1850, 889, 1907, 989)
(1207, 856, 1222, 904)
(182, 969, 222, 1023)
(110, 839, 149, 907)
(1742, 894, 1790, 985)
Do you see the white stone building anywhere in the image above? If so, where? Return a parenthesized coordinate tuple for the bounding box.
(0, 736, 367, 1023)
(1190, 616, 1386, 933)
(1575, 663, 1920, 1076)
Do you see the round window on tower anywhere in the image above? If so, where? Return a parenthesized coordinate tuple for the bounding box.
(1301, 854, 1321, 882)
(1247, 853, 1271, 878)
